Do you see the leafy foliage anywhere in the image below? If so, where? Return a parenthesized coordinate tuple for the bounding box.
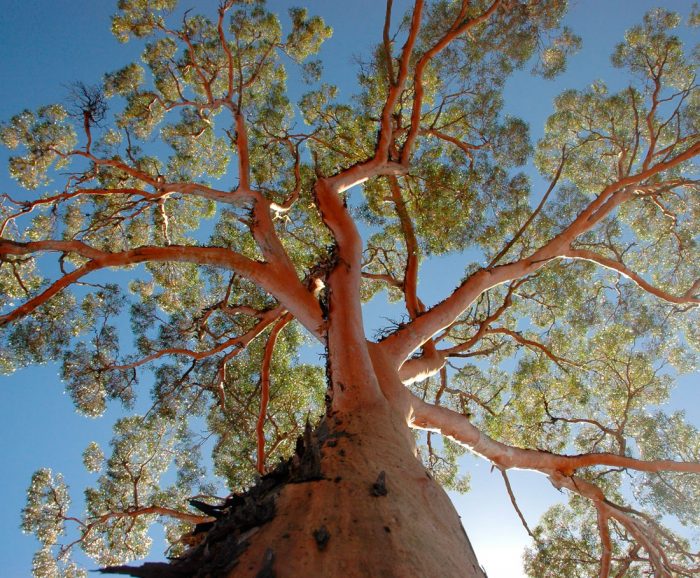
(1, 1, 698, 576)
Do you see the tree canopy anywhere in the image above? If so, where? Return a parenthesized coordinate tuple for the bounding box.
(1, 1, 699, 576)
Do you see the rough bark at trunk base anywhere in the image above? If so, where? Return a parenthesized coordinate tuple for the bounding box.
(231, 407, 486, 578)
(102, 405, 486, 578)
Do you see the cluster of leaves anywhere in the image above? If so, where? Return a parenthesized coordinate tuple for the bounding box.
(0, 0, 333, 571)
(0, 0, 697, 576)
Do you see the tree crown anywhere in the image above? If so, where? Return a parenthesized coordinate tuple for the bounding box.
(1, 1, 698, 576)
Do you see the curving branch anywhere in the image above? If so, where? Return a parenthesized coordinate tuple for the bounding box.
(398, 347, 446, 385)
(60, 504, 214, 562)
(551, 474, 699, 577)
(399, 282, 521, 384)
(361, 271, 403, 289)
(406, 387, 700, 575)
(405, 387, 700, 477)
(423, 128, 488, 161)
(256, 313, 292, 474)
(0, 257, 101, 327)
(298, 1, 422, 196)
(113, 306, 286, 374)
(438, 282, 518, 353)
(484, 326, 583, 369)
(400, 0, 502, 165)
(91, 505, 214, 527)
(268, 139, 304, 213)
(564, 248, 700, 305)
(380, 0, 424, 164)
(379, 141, 700, 366)
(0, 240, 323, 339)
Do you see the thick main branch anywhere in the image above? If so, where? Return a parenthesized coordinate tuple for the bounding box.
(0, 240, 323, 338)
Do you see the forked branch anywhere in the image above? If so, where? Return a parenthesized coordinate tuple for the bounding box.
(380, 141, 700, 367)
(0, 240, 323, 338)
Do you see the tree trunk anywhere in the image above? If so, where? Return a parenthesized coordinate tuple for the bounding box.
(104, 356, 486, 578)
(229, 397, 486, 577)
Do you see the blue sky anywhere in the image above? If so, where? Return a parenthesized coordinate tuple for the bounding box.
(0, 1, 697, 577)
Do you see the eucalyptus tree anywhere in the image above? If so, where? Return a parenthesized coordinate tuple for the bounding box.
(2, 1, 699, 576)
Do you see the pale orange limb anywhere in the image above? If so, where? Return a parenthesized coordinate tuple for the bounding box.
(256, 313, 292, 475)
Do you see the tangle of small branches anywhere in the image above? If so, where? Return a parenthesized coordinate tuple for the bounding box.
(67, 82, 108, 127)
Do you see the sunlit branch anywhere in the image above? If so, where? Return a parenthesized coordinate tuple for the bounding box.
(380, 140, 700, 366)
(398, 347, 446, 385)
(551, 474, 696, 577)
(247, 195, 305, 278)
(399, 283, 518, 384)
(0, 240, 323, 338)
(400, 280, 526, 384)
(406, 388, 700, 476)
(163, 181, 257, 205)
(156, 199, 171, 245)
(408, 387, 700, 573)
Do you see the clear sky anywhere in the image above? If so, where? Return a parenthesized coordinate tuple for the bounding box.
(0, 1, 697, 577)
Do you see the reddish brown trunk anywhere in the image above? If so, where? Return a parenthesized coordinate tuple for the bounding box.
(102, 362, 486, 578)
(230, 399, 485, 577)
